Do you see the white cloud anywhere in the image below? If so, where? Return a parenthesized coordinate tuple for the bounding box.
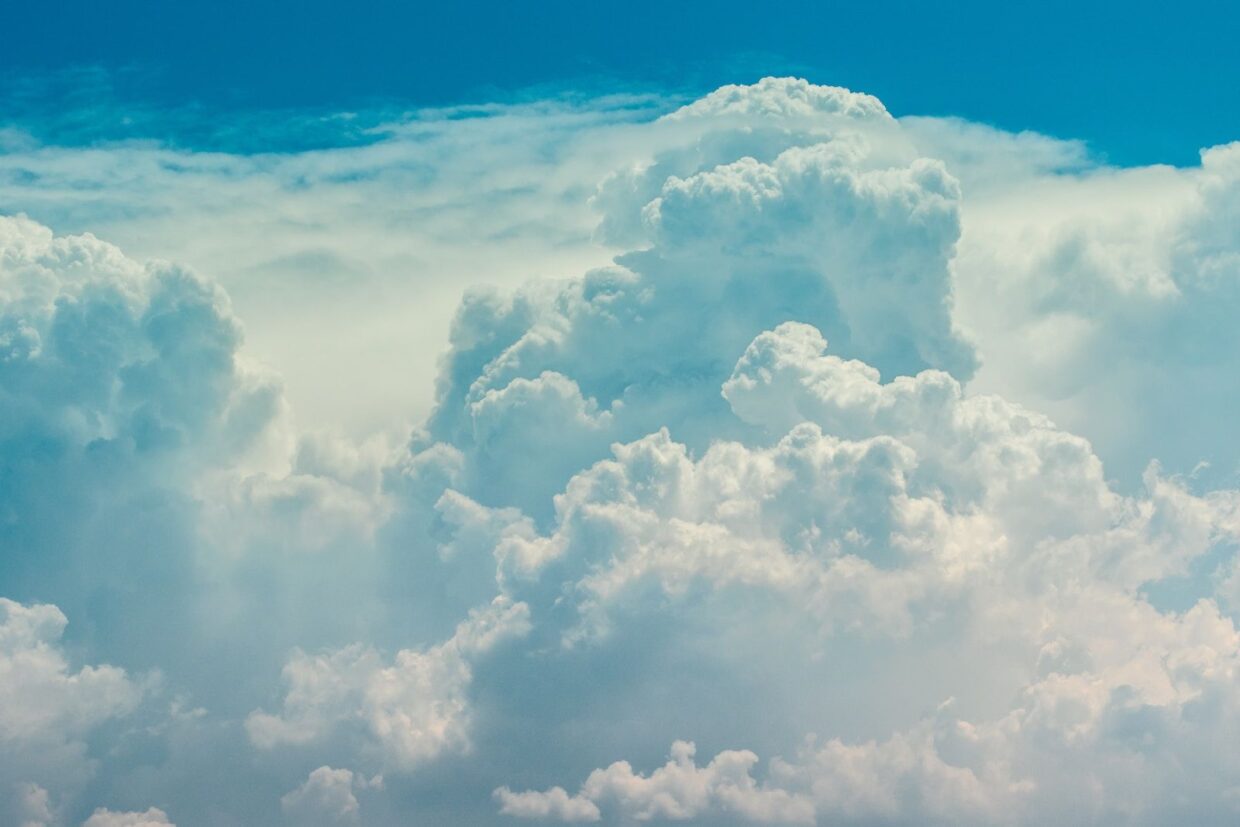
(247, 597, 530, 769)
(280, 766, 379, 826)
(81, 808, 174, 827)
(0, 599, 142, 800)
(668, 77, 891, 123)
(468, 310, 1240, 823)
(495, 786, 601, 822)
(411, 109, 977, 532)
(950, 139, 1240, 483)
(444, 319, 1237, 649)
(498, 740, 814, 824)
(0, 599, 139, 740)
(0, 213, 286, 617)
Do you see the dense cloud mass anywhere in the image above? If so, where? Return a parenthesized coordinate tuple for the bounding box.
(3, 77, 1240, 825)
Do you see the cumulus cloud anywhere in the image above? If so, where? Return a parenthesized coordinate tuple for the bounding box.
(81, 808, 174, 827)
(280, 766, 382, 826)
(495, 785, 602, 822)
(0, 599, 143, 803)
(415, 105, 976, 528)
(247, 597, 530, 769)
(497, 740, 814, 824)
(0, 214, 278, 464)
(8, 782, 53, 827)
(472, 310, 1240, 822)
(324, 79, 1240, 824)
(0, 213, 287, 670)
(0, 213, 389, 823)
(439, 319, 1235, 645)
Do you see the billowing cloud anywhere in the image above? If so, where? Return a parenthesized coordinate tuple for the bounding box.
(280, 766, 382, 826)
(464, 316, 1240, 823)
(247, 597, 530, 769)
(0, 212, 285, 670)
(3, 76, 1240, 827)
(0, 599, 143, 807)
(418, 114, 976, 526)
(81, 809, 174, 827)
(495, 785, 602, 822)
(497, 740, 814, 824)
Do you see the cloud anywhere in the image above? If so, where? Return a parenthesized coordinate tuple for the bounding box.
(457, 302, 1240, 824)
(498, 740, 814, 824)
(0, 213, 285, 666)
(280, 766, 382, 826)
(0, 214, 276, 462)
(495, 785, 602, 822)
(949, 139, 1240, 483)
(669, 77, 891, 123)
(0, 96, 657, 434)
(442, 318, 1236, 648)
(247, 597, 530, 769)
(81, 809, 174, 827)
(9, 782, 53, 827)
(336, 80, 1240, 824)
(0, 599, 143, 803)
(0, 213, 385, 822)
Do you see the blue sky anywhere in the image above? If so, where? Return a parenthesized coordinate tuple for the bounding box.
(6, 8, 1240, 827)
(3, 0, 1239, 163)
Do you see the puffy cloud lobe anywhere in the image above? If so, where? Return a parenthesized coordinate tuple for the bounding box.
(644, 144, 972, 376)
(0, 599, 142, 798)
(721, 322, 1121, 546)
(280, 766, 382, 826)
(668, 77, 891, 123)
(0, 599, 140, 739)
(765, 719, 1036, 827)
(452, 321, 1236, 644)
(497, 740, 814, 824)
(9, 782, 53, 827)
(593, 78, 897, 248)
(495, 786, 602, 822)
(247, 597, 530, 769)
(0, 214, 276, 465)
(0, 213, 286, 680)
(81, 809, 175, 827)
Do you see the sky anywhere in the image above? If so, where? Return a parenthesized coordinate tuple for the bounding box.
(3, 0, 1240, 163)
(4, 4, 1240, 827)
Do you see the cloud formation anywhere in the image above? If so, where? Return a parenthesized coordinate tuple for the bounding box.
(81, 809, 174, 827)
(280, 766, 382, 827)
(0, 599, 142, 813)
(4, 76, 1240, 826)
(247, 597, 530, 769)
(497, 740, 814, 824)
